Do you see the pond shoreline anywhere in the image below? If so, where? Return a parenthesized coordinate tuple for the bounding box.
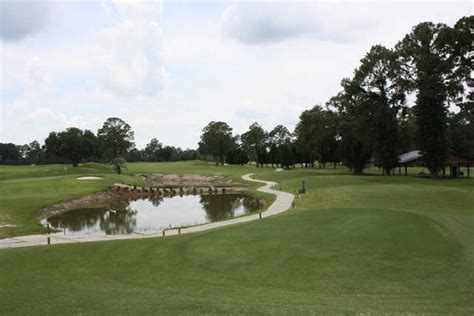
(35, 183, 250, 223)
(0, 174, 294, 249)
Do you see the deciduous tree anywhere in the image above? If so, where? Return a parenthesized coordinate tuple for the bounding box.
(97, 117, 134, 160)
(198, 121, 236, 165)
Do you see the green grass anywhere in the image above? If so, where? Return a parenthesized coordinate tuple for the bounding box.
(1, 161, 473, 314)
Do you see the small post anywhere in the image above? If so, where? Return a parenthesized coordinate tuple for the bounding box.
(162, 230, 165, 236)
(47, 236, 50, 245)
(300, 178, 306, 194)
(178, 228, 181, 235)
(292, 200, 295, 209)
(259, 212, 262, 219)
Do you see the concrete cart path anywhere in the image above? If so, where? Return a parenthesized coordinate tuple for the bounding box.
(0, 174, 294, 249)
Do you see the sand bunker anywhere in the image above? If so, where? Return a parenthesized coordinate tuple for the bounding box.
(76, 176, 103, 180)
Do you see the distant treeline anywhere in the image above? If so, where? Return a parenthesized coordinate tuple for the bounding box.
(1, 17, 472, 177)
(0, 117, 200, 166)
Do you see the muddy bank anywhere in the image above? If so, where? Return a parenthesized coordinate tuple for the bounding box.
(36, 173, 260, 223)
(35, 190, 123, 221)
(138, 173, 241, 187)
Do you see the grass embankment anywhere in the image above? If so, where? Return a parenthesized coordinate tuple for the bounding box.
(0, 161, 473, 314)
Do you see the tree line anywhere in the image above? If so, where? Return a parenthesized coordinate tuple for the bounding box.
(199, 16, 473, 176)
(0, 117, 199, 166)
(1, 17, 472, 177)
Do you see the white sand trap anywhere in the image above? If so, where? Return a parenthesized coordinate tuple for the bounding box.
(77, 176, 103, 180)
(274, 168, 284, 172)
(0, 224, 17, 228)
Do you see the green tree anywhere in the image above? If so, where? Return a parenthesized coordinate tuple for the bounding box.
(294, 108, 318, 167)
(81, 130, 99, 162)
(450, 16, 473, 114)
(330, 79, 373, 174)
(446, 16, 474, 157)
(241, 122, 267, 167)
(125, 148, 145, 162)
(0, 143, 21, 164)
(97, 117, 134, 160)
(111, 157, 127, 175)
(57, 128, 88, 167)
(396, 22, 460, 176)
(44, 132, 63, 163)
(268, 125, 292, 167)
(22, 140, 44, 165)
(144, 138, 162, 162)
(353, 45, 405, 175)
(294, 106, 339, 168)
(448, 111, 474, 157)
(198, 121, 236, 165)
(399, 107, 418, 153)
(226, 147, 249, 165)
(278, 142, 295, 169)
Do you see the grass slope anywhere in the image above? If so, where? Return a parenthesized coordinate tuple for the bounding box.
(0, 161, 473, 314)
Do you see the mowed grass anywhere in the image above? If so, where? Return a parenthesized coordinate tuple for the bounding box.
(0, 161, 473, 314)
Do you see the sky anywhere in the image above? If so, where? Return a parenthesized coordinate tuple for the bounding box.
(0, 0, 472, 149)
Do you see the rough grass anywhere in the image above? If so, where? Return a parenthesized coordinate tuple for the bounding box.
(0, 161, 473, 314)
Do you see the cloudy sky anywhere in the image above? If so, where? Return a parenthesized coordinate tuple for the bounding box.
(0, 0, 471, 149)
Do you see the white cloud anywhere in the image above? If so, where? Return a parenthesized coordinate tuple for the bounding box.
(220, 1, 374, 44)
(1, 0, 471, 148)
(0, 0, 54, 41)
(93, 18, 164, 96)
(1, 0, 166, 144)
(113, 0, 163, 21)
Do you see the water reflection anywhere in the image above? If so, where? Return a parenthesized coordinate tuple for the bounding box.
(200, 194, 245, 221)
(47, 194, 259, 235)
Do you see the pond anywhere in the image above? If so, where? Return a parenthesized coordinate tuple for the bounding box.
(45, 194, 260, 235)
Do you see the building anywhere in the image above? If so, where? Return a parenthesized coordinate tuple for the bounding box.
(398, 150, 473, 177)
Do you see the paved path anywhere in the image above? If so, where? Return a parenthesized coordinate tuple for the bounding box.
(0, 174, 294, 249)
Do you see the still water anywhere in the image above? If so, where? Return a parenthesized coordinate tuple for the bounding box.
(46, 194, 259, 235)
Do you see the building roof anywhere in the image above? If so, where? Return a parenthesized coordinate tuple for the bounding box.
(399, 150, 474, 165)
(399, 150, 422, 164)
